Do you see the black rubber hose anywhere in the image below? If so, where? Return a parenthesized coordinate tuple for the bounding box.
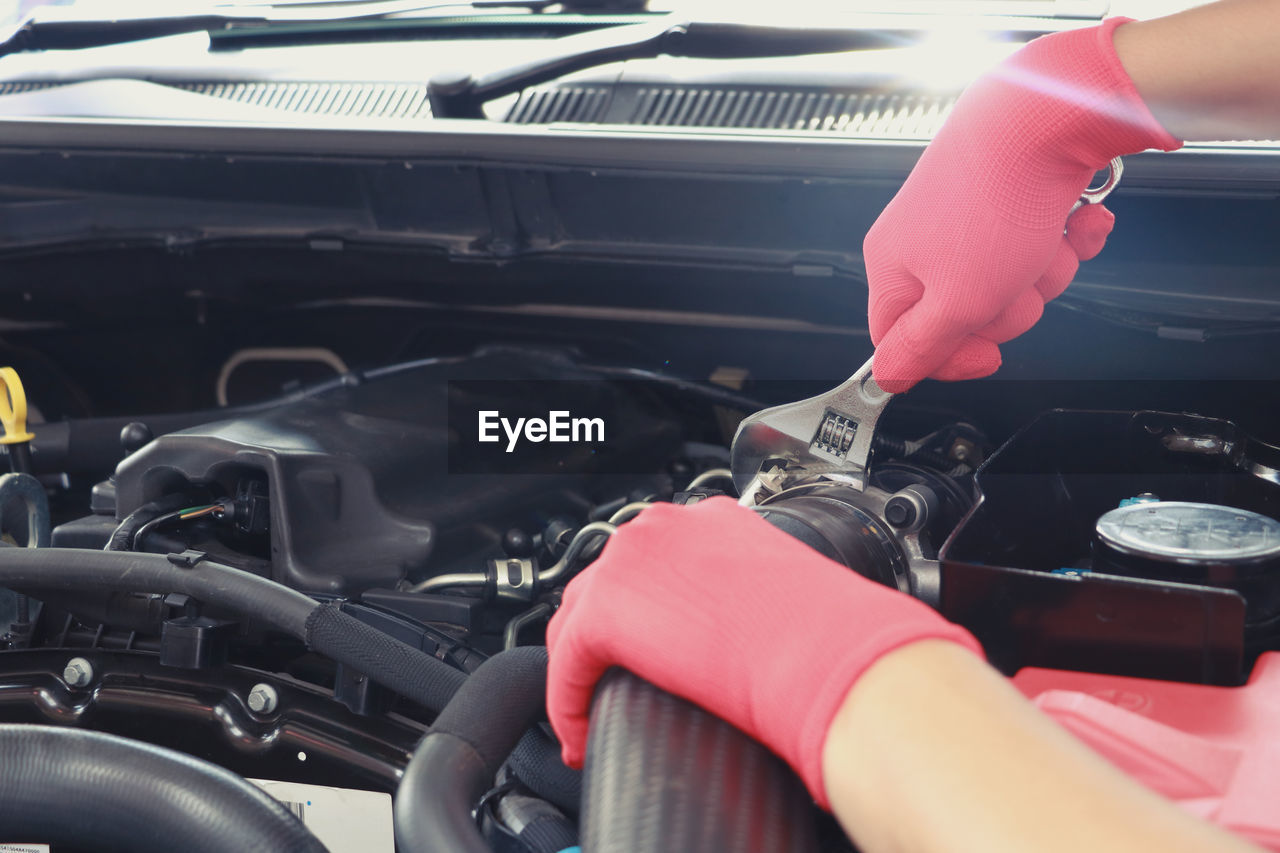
(305, 604, 466, 713)
(105, 492, 198, 551)
(580, 669, 819, 853)
(34, 411, 242, 476)
(0, 724, 327, 853)
(508, 725, 582, 816)
(28, 365, 418, 477)
(0, 548, 468, 713)
(395, 646, 549, 853)
(0, 547, 315, 636)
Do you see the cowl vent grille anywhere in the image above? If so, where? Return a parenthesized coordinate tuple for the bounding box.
(172, 82, 433, 119)
(0, 82, 58, 95)
(0, 80, 435, 118)
(506, 85, 955, 138)
(506, 86, 611, 124)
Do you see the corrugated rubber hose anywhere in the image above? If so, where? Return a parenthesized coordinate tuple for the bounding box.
(580, 669, 820, 853)
(0, 724, 327, 852)
(395, 651, 819, 853)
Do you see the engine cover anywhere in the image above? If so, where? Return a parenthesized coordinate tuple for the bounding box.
(112, 348, 681, 593)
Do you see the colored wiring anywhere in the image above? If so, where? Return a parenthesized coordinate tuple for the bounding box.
(131, 503, 228, 550)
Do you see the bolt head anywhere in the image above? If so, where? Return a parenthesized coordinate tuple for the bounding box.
(247, 683, 278, 715)
(884, 496, 917, 528)
(63, 657, 93, 688)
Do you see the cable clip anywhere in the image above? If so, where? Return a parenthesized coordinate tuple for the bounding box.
(167, 550, 209, 569)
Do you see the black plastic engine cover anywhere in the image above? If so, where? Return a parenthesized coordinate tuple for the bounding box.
(112, 348, 681, 593)
(940, 409, 1280, 685)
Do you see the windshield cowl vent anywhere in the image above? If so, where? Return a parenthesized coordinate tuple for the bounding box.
(0, 82, 59, 96)
(506, 86, 611, 125)
(505, 84, 954, 138)
(173, 82, 434, 120)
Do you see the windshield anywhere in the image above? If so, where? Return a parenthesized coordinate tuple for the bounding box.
(4, 0, 1215, 24)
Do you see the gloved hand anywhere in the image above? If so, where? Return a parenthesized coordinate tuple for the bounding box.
(864, 18, 1182, 393)
(545, 496, 982, 809)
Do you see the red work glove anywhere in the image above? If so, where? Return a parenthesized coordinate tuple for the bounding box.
(864, 18, 1182, 393)
(545, 497, 982, 809)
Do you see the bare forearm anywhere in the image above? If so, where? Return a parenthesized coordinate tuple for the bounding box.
(820, 640, 1260, 853)
(1115, 0, 1280, 141)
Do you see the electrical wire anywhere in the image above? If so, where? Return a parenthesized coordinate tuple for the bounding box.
(131, 504, 227, 550)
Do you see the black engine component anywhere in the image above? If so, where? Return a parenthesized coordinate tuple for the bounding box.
(109, 349, 682, 593)
(754, 489, 907, 589)
(941, 409, 1280, 685)
(747, 462, 970, 605)
(1093, 501, 1280, 623)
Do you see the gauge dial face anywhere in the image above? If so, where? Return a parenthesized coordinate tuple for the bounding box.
(1096, 501, 1280, 563)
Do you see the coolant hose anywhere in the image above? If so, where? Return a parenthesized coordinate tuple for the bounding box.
(580, 669, 819, 853)
(508, 724, 582, 816)
(395, 645, 550, 853)
(0, 547, 466, 712)
(0, 724, 326, 852)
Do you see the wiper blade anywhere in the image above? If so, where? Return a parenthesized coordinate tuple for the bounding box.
(0, 13, 267, 56)
(427, 14, 1066, 118)
(0, 1, 574, 58)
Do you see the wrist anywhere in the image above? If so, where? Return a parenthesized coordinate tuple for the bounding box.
(790, 603, 982, 809)
(819, 639, 990, 849)
(1020, 18, 1182, 170)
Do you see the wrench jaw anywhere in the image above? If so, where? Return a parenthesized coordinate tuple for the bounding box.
(729, 418, 811, 503)
(731, 408, 880, 503)
(730, 357, 894, 505)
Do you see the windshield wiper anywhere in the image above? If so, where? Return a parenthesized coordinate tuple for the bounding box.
(427, 15, 1065, 118)
(0, 1, 623, 58)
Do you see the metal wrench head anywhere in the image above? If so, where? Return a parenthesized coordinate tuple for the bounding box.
(730, 162, 1124, 500)
(730, 355, 893, 499)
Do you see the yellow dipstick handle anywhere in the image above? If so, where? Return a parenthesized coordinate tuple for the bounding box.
(0, 367, 35, 445)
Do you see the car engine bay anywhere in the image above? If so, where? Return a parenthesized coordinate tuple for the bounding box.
(0, 7, 1276, 850)
(0, 254, 1279, 850)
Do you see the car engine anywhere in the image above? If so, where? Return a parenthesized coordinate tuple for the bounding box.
(2, 317, 1280, 851)
(0, 8, 1275, 848)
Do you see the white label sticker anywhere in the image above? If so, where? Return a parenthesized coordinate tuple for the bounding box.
(0, 845, 51, 853)
(249, 779, 393, 853)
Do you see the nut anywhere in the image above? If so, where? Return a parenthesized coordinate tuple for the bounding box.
(949, 438, 978, 464)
